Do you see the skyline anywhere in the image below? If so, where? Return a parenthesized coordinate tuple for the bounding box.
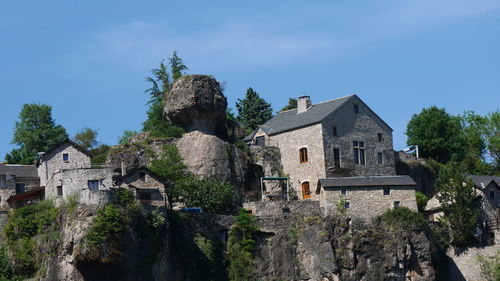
(1, 0, 499, 161)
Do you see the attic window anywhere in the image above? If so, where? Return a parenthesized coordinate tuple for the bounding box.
(332, 126, 338, 136)
(139, 172, 146, 181)
(299, 148, 308, 163)
(353, 104, 359, 114)
(63, 153, 69, 162)
(490, 190, 495, 199)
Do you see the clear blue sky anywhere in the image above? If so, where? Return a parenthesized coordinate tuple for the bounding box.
(1, 1, 499, 161)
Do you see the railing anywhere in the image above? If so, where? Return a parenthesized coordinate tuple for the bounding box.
(90, 163, 112, 169)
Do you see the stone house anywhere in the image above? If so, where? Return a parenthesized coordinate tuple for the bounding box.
(114, 166, 168, 207)
(0, 163, 40, 208)
(318, 175, 417, 221)
(470, 175, 499, 244)
(36, 139, 113, 205)
(244, 95, 396, 201)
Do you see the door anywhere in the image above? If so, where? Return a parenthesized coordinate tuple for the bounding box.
(302, 182, 311, 199)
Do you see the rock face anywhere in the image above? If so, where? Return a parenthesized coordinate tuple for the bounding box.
(164, 75, 228, 136)
(247, 146, 286, 200)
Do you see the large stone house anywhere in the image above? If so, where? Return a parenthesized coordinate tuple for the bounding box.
(244, 95, 396, 201)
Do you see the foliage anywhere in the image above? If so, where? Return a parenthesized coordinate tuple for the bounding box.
(5, 103, 67, 164)
(406, 106, 465, 163)
(235, 87, 273, 131)
(435, 162, 478, 248)
(0, 247, 19, 281)
(74, 127, 98, 150)
(143, 104, 185, 138)
(484, 111, 500, 168)
(415, 191, 429, 212)
(118, 130, 138, 145)
(181, 179, 237, 215)
(170, 51, 188, 81)
(476, 251, 500, 281)
(90, 144, 111, 164)
(114, 188, 135, 207)
(149, 145, 192, 209)
(280, 98, 297, 112)
(377, 206, 428, 230)
(227, 208, 258, 281)
(85, 204, 125, 247)
(149, 208, 165, 229)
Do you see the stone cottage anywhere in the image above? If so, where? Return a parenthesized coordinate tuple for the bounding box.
(318, 175, 418, 221)
(36, 139, 113, 205)
(114, 166, 168, 207)
(0, 163, 40, 208)
(471, 175, 499, 244)
(244, 95, 396, 201)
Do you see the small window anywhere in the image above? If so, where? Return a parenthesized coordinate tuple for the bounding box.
(344, 201, 350, 209)
(340, 188, 347, 196)
(383, 187, 390, 195)
(332, 126, 338, 136)
(393, 201, 400, 208)
(354, 104, 359, 113)
(377, 152, 383, 164)
(377, 133, 383, 142)
(88, 180, 99, 191)
(63, 153, 69, 162)
(490, 190, 495, 199)
(15, 183, 25, 194)
(333, 148, 341, 168)
(57, 186, 63, 196)
(299, 147, 308, 163)
(139, 193, 152, 200)
(255, 136, 265, 146)
(139, 172, 146, 181)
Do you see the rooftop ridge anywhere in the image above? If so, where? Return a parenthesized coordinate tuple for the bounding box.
(311, 94, 356, 106)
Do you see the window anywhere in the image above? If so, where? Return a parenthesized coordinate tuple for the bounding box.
(353, 104, 359, 113)
(344, 201, 350, 209)
(88, 180, 99, 191)
(340, 188, 347, 195)
(353, 141, 365, 165)
(383, 187, 390, 195)
(57, 186, 63, 196)
(332, 126, 338, 136)
(299, 148, 308, 163)
(490, 190, 495, 199)
(377, 152, 383, 164)
(15, 183, 25, 194)
(139, 193, 152, 200)
(377, 133, 383, 142)
(139, 172, 146, 181)
(63, 153, 69, 162)
(333, 148, 341, 168)
(393, 201, 400, 208)
(255, 136, 265, 146)
(302, 182, 311, 199)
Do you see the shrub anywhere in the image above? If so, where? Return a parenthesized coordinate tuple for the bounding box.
(86, 205, 125, 247)
(227, 208, 258, 281)
(377, 206, 428, 230)
(477, 251, 500, 281)
(181, 179, 237, 215)
(416, 192, 429, 212)
(114, 188, 135, 207)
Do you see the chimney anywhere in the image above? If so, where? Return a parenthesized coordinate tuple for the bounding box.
(121, 160, 127, 176)
(297, 95, 312, 113)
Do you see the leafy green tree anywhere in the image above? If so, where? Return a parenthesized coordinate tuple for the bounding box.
(484, 111, 500, 169)
(406, 106, 465, 163)
(235, 88, 273, 130)
(415, 191, 429, 213)
(118, 130, 137, 145)
(169, 51, 188, 81)
(74, 127, 98, 150)
(227, 208, 258, 281)
(5, 103, 67, 164)
(149, 145, 192, 209)
(436, 162, 478, 248)
(182, 179, 236, 214)
(280, 98, 297, 112)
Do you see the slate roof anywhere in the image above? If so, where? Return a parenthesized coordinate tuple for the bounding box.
(243, 94, 392, 141)
(0, 163, 38, 178)
(319, 175, 416, 188)
(469, 175, 500, 189)
(37, 138, 93, 166)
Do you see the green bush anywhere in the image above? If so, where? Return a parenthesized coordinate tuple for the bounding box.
(86, 204, 125, 247)
(181, 179, 237, 215)
(477, 251, 500, 281)
(377, 206, 428, 230)
(0, 247, 19, 281)
(114, 188, 135, 207)
(227, 208, 258, 281)
(415, 192, 429, 212)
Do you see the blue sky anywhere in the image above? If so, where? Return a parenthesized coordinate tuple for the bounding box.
(1, 0, 499, 161)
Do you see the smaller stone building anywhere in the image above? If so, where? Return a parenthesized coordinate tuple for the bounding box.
(0, 164, 40, 208)
(319, 175, 417, 222)
(114, 166, 168, 207)
(470, 175, 500, 244)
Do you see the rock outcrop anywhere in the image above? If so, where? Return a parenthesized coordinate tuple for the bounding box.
(164, 75, 227, 136)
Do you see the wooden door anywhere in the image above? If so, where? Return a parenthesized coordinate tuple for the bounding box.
(302, 182, 311, 199)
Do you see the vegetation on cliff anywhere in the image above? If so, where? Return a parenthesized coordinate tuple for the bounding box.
(227, 208, 258, 281)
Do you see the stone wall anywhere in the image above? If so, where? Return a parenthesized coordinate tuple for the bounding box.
(268, 123, 326, 200)
(320, 186, 417, 222)
(38, 142, 91, 187)
(116, 168, 167, 206)
(243, 200, 321, 217)
(0, 175, 40, 209)
(321, 96, 396, 177)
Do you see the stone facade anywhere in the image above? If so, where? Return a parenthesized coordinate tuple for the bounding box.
(243, 200, 321, 217)
(320, 186, 418, 222)
(0, 164, 39, 209)
(115, 167, 167, 207)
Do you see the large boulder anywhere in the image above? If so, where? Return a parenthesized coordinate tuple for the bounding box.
(164, 75, 227, 136)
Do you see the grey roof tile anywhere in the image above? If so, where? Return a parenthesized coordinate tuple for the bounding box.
(469, 175, 500, 189)
(0, 163, 38, 178)
(319, 175, 416, 188)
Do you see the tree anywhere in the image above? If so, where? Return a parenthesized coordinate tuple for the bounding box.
(169, 51, 188, 81)
(280, 98, 297, 112)
(118, 130, 137, 145)
(235, 88, 273, 131)
(484, 111, 500, 169)
(227, 208, 258, 281)
(406, 106, 465, 163)
(436, 162, 478, 248)
(5, 103, 67, 164)
(181, 179, 236, 214)
(74, 127, 98, 150)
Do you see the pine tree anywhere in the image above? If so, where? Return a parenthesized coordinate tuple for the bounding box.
(235, 88, 273, 131)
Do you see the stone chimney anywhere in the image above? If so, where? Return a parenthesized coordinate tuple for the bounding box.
(121, 160, 127, 177)
(297, 96, 312, 113)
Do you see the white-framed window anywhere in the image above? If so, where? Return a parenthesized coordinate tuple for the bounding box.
(353, 141, 365, 165)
